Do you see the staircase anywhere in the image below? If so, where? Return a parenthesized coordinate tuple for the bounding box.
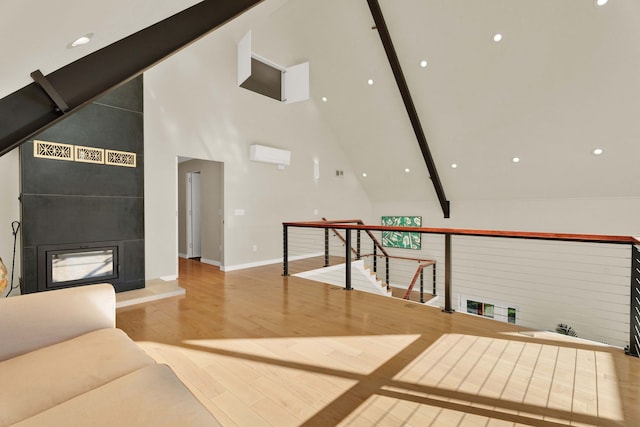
(293, 260, 392, 297)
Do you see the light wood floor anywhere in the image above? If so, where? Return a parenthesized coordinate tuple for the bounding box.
(116, 258, 640, 426)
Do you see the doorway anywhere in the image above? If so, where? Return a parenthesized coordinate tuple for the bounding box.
(177, 158, 224, 267)
(186, 171, 201, 259)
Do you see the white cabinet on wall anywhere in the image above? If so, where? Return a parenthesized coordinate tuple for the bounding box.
(237, 31, 309, 104)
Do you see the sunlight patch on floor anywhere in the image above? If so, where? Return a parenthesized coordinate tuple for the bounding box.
(180, 334, 421, 375)
(134, 331, 627, 426)
(338, 393, 533, 427)
(388, 333, 624, 426)
(135, 335, 421, 426)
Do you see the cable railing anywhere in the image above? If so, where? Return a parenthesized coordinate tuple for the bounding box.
(632, 245, 640, 356)
(317, 219, 436, 302)
(283, 220, 640, 357)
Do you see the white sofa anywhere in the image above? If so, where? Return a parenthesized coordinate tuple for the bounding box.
(0, 284, 219, 426)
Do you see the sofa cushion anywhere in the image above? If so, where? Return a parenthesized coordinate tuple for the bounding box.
(13, 364, 221, 427)
(0, 284, 116, 362)
(0, 328, 155, 426)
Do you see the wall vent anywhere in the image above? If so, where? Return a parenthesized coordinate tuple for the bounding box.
(34, 140, 74, 161)
(105, 149, 137, 168)
(75, 145, 104, 164)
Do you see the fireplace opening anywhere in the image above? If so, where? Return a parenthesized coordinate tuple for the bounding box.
(38, 242, 122, 291)
(52, 249, 115, 284)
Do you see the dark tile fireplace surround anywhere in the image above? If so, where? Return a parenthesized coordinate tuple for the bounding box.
(20, 77, 144, 293)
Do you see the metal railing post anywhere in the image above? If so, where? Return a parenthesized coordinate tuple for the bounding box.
(324, 228, 330, 267)
(385, 256, 390, 286)
(420, 268, 424, 303)
(345, 228, 352, 290)
(432, 263, 437, 296)
(356, 230, 361, 260)
(443, 233, 454, 313)
(373, 245, 377, 273)
(283, 224, 289, 276)
(627, 245, 640, 357)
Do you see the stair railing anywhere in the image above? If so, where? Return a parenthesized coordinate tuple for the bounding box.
(321, 218, 390, 275)
(403, 260, 436, 302)
(320, 218, 436, 299)
(320, 218, 360, 263)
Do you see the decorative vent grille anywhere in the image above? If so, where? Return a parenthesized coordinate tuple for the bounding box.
(105, 150, 136, 168)
(33, 141, 137, 168)
(34, 140, 74, 161)
(75, 146, 104, 164)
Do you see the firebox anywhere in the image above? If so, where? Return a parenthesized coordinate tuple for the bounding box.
(37, 241, 123, 291)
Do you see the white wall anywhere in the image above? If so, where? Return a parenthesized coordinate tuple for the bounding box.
(373, 197, 640, 236)
(0, 149, 21, 296)
(144, 29, 374, 279)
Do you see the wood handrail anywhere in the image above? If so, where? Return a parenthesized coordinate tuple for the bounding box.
(318, 219, 364, 224)
(403, 261, 436, 300)
(322, 218, 390, 258)
(355, 220, 389, 258)
(360, 253, 435, 264)
(285, 220, 640, 245)
(321, 219, 358, 257)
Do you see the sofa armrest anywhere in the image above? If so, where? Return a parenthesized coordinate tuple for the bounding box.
(0, 284, 116, 361)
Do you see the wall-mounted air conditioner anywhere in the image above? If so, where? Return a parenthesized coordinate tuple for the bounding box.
(250, 144, 291, 169)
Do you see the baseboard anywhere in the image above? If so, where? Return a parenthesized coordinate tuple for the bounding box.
(178, 252, 188, 259)
(222, 252, 323, 272)
(160, 274, 178, 281)
(221, 258, 281, 272)
(201, 258, 221, 267)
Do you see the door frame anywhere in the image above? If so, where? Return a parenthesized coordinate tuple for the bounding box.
(186, 171, 202, 258)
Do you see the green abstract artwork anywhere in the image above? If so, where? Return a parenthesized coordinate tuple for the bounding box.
(381, 216, 422, 249)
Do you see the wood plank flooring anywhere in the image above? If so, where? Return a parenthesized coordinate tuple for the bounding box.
(116, 258, 640, 426)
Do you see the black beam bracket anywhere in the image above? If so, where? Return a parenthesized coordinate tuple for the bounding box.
(30, 69, 70, 114)
(367, 0, 451, 218)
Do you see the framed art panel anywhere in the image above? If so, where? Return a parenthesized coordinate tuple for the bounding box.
(381, 216, 422, 249)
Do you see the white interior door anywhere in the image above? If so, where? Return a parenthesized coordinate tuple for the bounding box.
(186, 171, 202, 258)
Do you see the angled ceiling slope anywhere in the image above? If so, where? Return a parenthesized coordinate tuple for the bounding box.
(367, 0, 450, 218)
(0, 0, 263, 157)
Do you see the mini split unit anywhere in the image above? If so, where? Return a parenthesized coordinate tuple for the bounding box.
(249, 144, 291, 169)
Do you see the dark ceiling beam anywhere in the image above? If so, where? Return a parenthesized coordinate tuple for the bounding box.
(0, 0, 263, 157)
(366, 0, 450, 218)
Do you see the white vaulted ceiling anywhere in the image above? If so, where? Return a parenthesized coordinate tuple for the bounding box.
(2, 0, 639, 205)
(0, 0, 203, 97)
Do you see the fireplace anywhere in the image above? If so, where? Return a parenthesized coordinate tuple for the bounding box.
(38, 242, 123, 291)
(20, 76, 144, 294)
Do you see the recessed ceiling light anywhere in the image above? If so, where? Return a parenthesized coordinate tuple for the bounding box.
(595, 0, 608, 6)
(593, 148, 604, 155)
(451, 163, 458, 169)
(493, 33, 503, 43)
(512, 157, 520, 163)
(420, 60, 428, 68)
(367, 79, 374, 85)
(404, 168, 410, 173)
(362, 173, 367, 177)
(71, 33, 93, 47)
(321, 96, 328, 102)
